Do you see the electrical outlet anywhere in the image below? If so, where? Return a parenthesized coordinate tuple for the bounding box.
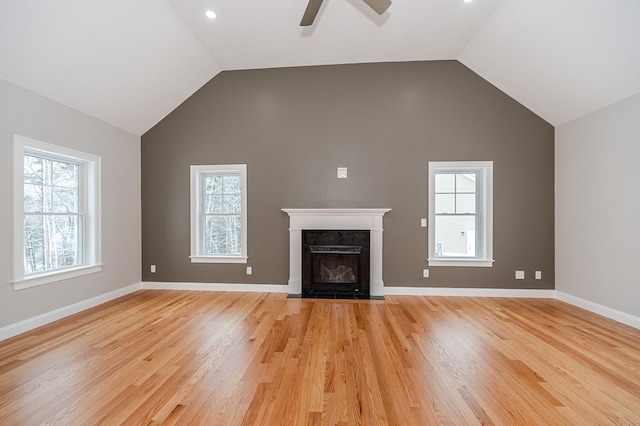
(515, 270, 525, 279)
(423, 269, 429, 278)
(150, 265, 156, 273)
(420, 218, 427, 227)
(337, 167, 348, 178)
(535, 270, 542, 280)
(246, 266, 252, 275)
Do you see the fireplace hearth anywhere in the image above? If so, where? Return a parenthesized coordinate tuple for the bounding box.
(302, 230, 370, 299)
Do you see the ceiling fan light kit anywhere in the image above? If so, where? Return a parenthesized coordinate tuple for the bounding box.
(300, 0, 392, 26)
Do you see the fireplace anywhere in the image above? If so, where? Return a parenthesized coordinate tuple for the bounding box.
(302, 230, 370, 298)
(282, 208, 391, 299)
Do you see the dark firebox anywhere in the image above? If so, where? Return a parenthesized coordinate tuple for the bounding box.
(302, 230, 370, 299)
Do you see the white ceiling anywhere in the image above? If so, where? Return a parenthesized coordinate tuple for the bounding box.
(1, 0, 638, 136)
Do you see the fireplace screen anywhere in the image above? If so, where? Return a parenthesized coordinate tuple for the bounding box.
(310, 246, 361, 284)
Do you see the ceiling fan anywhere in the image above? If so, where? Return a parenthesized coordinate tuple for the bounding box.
(300, 0, 392, 26)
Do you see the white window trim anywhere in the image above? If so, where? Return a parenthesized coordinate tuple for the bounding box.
(190, 164, 248, 264)
(13, 135, 102, 290)
(428, 161, 494, 267)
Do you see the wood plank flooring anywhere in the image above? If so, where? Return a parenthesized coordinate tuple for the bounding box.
(1, 290, 639, 425)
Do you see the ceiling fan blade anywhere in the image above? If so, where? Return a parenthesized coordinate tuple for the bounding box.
(361, 0, 392, 15)
(300, 0, 324, 26)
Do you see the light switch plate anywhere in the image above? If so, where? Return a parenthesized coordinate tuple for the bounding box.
(515, 270, 525, 279)
(337, 167, 348, 178)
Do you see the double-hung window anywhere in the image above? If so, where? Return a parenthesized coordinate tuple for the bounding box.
(428, 161, 493, 267)
(13, 136, 101, 289)
(190, 164, 247, 263)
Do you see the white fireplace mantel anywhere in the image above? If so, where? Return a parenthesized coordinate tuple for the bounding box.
(282, 208, 391, 298)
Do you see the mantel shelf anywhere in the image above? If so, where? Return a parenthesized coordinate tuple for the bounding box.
(282, 208, 391, 216)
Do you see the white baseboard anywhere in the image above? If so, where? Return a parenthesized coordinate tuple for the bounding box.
(0, 282, 142, 341)
(384, 286, 556, 298)
(3, 283, 637, 341)
(555, 291, 640, 329)
(143, 283, 556, 300)
(142, 282, 289, 293)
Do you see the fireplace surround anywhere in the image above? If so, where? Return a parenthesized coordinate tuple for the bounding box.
(282, 208, 391, 299)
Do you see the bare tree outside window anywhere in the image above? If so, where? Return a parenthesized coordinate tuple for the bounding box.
(203, 173, 242, 255)
(23, 154, 81, 274)
(190, 164, 247, 264)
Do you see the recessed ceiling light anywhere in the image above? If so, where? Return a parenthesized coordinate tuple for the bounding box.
(463, 0, 473, 3)
(205, 10, 216, 19)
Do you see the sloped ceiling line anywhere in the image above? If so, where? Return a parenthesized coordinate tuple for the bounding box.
(1, 0, 638, 136)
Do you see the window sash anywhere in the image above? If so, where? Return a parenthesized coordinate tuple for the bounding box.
(201, 213, 242, 256)
(434, 170, 481, 259)
(433, 213, 479, 258)
(23, 212, 84, 275)
(23, 152, 85, 276)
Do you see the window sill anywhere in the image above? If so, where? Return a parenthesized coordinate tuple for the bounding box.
(190, 256, 248, 264)
(428, 258, 495, 267)
(13, 264, 103, 290)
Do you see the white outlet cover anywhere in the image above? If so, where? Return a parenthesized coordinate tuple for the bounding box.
(535, 271, 542, 279)
(337, 167, 348, 178)
(423, 269, 429, 278)
(515, 270, 525, 279)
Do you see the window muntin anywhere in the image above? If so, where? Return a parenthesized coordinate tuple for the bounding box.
(428, 161, 493, 267)
(13, 136, 102, 289)
(190, 165, 247, 263)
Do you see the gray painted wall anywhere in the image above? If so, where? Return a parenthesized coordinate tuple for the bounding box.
(0, 80, 141, 328)
(142, 61, 554, 289)
(556, 93, 640, 317)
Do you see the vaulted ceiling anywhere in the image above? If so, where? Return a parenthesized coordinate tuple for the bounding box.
(1, 0, 638, 136)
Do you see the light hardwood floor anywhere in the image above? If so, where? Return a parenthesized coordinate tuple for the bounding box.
(1, 290, 638, 425)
